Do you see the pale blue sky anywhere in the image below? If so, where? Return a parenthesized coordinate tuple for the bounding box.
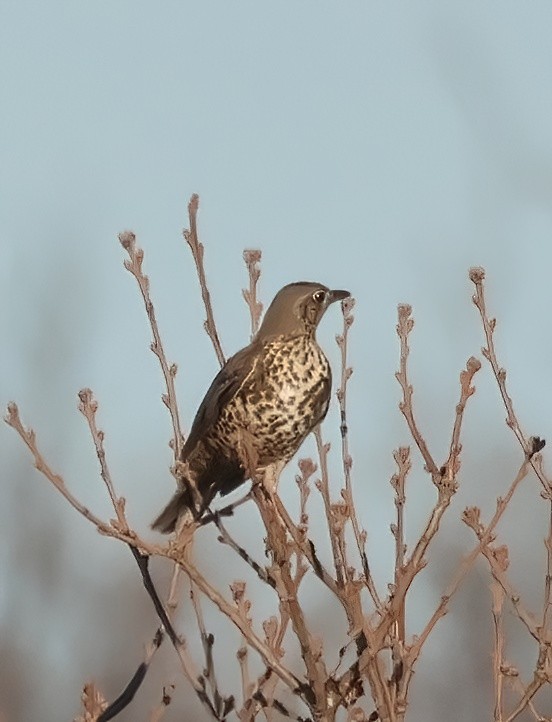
(3, 3, 552, 720)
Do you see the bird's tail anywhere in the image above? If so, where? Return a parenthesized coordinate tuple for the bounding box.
(151, 487, 195, 533)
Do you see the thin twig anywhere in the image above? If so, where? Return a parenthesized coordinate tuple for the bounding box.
(380, 490, 452, 642)
(504, 675, 550, 722)
(118, 227, 201, 716)
(251, 483, 329, 718)
(8, 403, 304, 719)
(336, 297, 382, 612)
(395, 304, 439, 480)
(237, 645, 254, 722)
(119, 231, 184, 460)
(295, 457, 314, 531)
(78, 387, 202, 718)
(471, 267, 552, 711)
(401, 459, 531, 699)
(76, 682, 107, 722)
(505, 674, 545, 722)
(476, 541, 540, 641)
(379, 330, 480, 649)
(339, 306, 482, 721)
(242, 249, 263, 340)
(5, 403, 117, 535)
(256, 616, 290, 720)
(237, 611, 286, 720)
(470, 267, 550, 493)
(171, 545, 306, 700)
(390, 446, 410, 689)
(183, 194, 225, 368)
(390, 353, 481, 705)
(76, 388, 184, 721)
(491, 580, 506, 722)
(314, 427, 345, 587)
(190, 581, 231, 717)
(149, 684, 175, 722)
(97, 629, 164, 722)
(77, 388, 128, 530)
(214, 513, 276, 588)
(272, 492, 339, 595)
(542, 490, 552, 650)
(390, 447, 410, 595)
(7, 402, 225, 719)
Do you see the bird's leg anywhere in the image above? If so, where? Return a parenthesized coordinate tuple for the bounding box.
(261, 460, 285, 495)
(199, 491, 253, 526)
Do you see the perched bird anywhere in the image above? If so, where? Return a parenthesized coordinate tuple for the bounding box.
(152, 281, 350, 533)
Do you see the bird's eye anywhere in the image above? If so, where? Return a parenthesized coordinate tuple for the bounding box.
(312, 290, 326, 303)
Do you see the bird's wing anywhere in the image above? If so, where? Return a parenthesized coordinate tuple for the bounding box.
(181, 343, 258, 457)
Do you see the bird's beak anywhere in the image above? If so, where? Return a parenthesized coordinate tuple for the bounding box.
(328, 289, 351, 304)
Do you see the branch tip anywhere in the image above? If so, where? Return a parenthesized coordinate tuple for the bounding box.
(118, 230, 136, 251)
(469, 266, 486, 283)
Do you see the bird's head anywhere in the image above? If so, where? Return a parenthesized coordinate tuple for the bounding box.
(256, 282, 350, 339)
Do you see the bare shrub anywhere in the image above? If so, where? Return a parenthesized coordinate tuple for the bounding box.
(6, 197, 552, 721)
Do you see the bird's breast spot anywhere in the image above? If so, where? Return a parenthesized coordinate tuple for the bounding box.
(277, 384, 298, 405)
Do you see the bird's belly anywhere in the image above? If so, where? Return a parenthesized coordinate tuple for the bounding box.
(247, 374, 329, 465)
(214, 339, 331, 471)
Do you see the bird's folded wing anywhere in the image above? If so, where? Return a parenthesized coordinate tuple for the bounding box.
(181, 343, 260, 456)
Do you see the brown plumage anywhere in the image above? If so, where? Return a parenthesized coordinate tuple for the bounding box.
(152, 281, 350, 533)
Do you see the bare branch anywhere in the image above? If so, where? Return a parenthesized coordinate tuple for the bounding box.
(214, 513, 276, 588)
(5, 402, 116, 536)
(190, 581, 233, 717)
(336, 296, 382, 612)
(149, 684, 175, 722)
(491, 580, 506, 722)
(403, 458, 531, 691)
(272, 489, 339, 595)
(390, 446, 410, 664)
(6, 402, 225, 720)
(443, 356, 481, 479)
(183, 194, 225, 367)
(119, 230, 184, 460)
(78, 388, 128, 531)
(395, 303, 439, 479)
(171, 546, 306, 700)
(470, 266, 550, 493)
(390, 447, 410, 578)
(75, 682, 107, 722)
(243, 249, 263, 340)
(14, 213, 552, 722)
(505, 674, 545, 722)
(97, 629, 164, 722)
(314, 426, 346, 587)
(251, 483, 329, 718)
(542, 500, 552, 660)
(472, 538, 540, 642)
